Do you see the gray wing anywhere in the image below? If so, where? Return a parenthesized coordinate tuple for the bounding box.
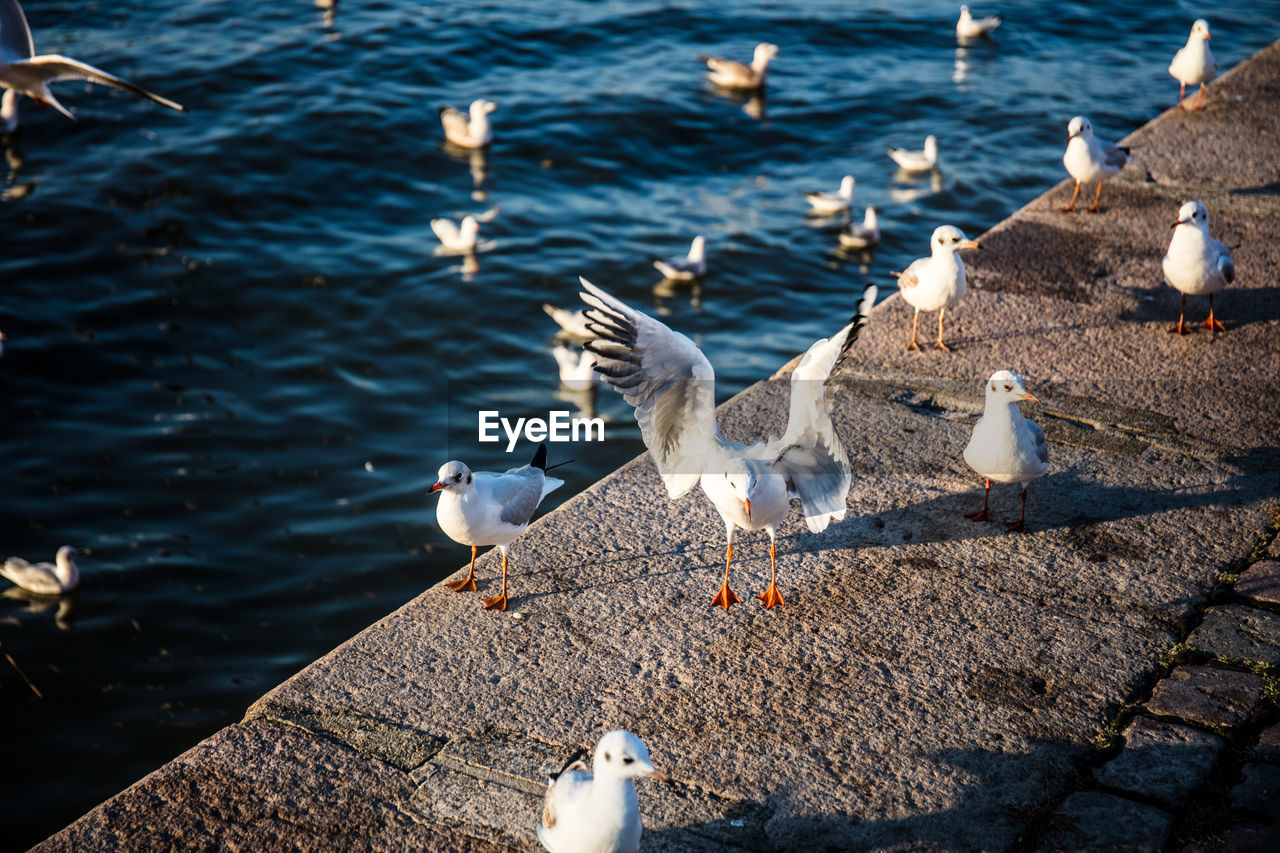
(1027, 419, 1048, 465)
(483, 468, 557, 527)
(1213, 241, 1235, 284)
(16, 55, 185, 111)
(579, 276, 722, 498)
(0, 0, 34, 64)
(1103, 143, 1130, 169)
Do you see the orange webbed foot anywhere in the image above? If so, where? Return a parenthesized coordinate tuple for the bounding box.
(934, 341, 951, 352)
(1167, 323, 1190, 335)
(482, 594, 508, 611)
(1059, 204, 1076, 213)
(1005, 519, 1029, 534)
(711, 582, 741, 611)
(446, 576, 477, 592)
(965, 508, 993, 523)
(906, 341, 922, 353)
(1200, 317, 1225, 332)
(757, 583, 785, 609)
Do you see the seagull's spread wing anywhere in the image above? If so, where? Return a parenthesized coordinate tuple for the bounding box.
(0, 0, 34, 64)
(579, 276, 721, 498)
(13, 55, 184, 111)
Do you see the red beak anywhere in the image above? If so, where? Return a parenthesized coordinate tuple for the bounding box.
(428, 482, 444, 494)
(743, 499, 751, 520)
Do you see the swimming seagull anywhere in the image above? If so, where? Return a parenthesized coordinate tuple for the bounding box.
(652, 235, 707, 280)
(537, 730, 660, 853)
(1061, 116, 1130, 213)
(956, 5, 1002, 40)
(893, 225, 979, 352)
(0, 0, 184, 131)
(1169, 19, 1216, 111)
(888, 135, 939, 173)
(2, 545, 79, 594)
(430, 215, 480, 254)
(580, 276, 875, 609)
(700, 43, 777, 91)
(429, 445, 563, 612)
(543, 303, 595, 340)
(1163, 200, 1234, 335)
(439, 99, 497, 149)
(838, 206, 881, 251)
(963, 371, 1048, 533)
(804, 175, 856, 216)
(551, 344, 597, 391)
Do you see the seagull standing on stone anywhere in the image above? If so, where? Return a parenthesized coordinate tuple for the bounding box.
(2, 545, 79, 594)
(537, 730, 660, 853)
(430, 215, 479, 254)
(580, 277, 875, 609)
(956, 5, 1001, 39)
(700, 43, 777, 91)
(893, 225, 979, 352)
(1169, 19, 1216, 111)
(963, 371, 1048, 533)
(652, 235, 707, 281)
(0, 0, 184, 132)
(429, 445, 563, 612)
(888, 135, 939, 172)
(838, 206, 881, 251)
(1163, 200, 1234, 335)
(804, 175, 856, 216)
(439, 99, 497, 148)
(1061, 116, 1130, 213)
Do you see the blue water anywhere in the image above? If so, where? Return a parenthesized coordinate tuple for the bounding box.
(2, 0, 1277, 845)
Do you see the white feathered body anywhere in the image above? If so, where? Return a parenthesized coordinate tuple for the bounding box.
(1063, 132, 1127, 185)
(699, 456, 789, 535)
(1, 547, 79, 594)
(899, 251, 965, 313)
(964, 402, 1048, 485)
(435, 467, 561, 549)
(537, 771, 642, 853)
(1164, 222, 1232, 296)
(1169, 31, 1216, 86)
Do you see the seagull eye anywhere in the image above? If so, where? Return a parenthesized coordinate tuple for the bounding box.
(454, 473, 463, 481)
(1003, 385, 1012, 392)
(623, 756, 635, 765)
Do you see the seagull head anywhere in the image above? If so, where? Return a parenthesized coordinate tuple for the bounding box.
(923, 135, 938, 158)
(985, 370, 1038, 405)
(470, 99, 499, 117)
(689, 234, 706, 260)
(593, 730, 659, 781)
(723, 458, 757, 519)
(839, 175, 856, 197)
(55, 546, 79, 586)
(1191, 19, 1211, 40)
(1171, 200, 1209, 231)
(429, 461, 473, 494)
(931, 225, 981, 255)
(1067, 116, 1092, 141)
(460, 216, 480, 239)
(753, 42, 779, 67)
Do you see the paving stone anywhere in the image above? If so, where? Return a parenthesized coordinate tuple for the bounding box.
(1146, 666, 1264, 731)
(1180, 822, 1278, 853)
(1254, 723, 1280, 762)
(1230, 763, 1280, 819)
(1187, 604, 1280, 666)
(1036, 791, 1172, 852)
(1094, 715, 1225, 807)
(1236, 561, 1280, 607)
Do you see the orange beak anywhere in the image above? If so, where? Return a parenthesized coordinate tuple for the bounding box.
(743, 499, 751, 520)
(1171, 219, 1186, 229)
(428, 482, 444, 494)
(961, 240, 981, 250)
(1016, 392, 1039, 402)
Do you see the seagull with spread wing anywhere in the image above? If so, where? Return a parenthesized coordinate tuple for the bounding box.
(579, 277, 875, 610)
(0, 0, 184, 132)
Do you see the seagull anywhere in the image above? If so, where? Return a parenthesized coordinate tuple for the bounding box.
(956, 5, 1002, 40)
(888, 135, 939, 172)
(1163, 200, 1234, 335)
(1061, 116, 1130, 213)
(804, 175, 856, 216)
(652, 235, 707, 281)
(543, 303, 595, 340)
(429, 445, 563, 612)
(0, 0, 184, 131)
(580, 276, 875, 609)
(2, 545, 79, 594)
(963, 371, 1048, 533)
(430, 215, 479, 254)
(537, 730, 660, 853)
(1169, 19, 1217, 111)
(893, 225, 979, 352)
(439, 99, 497, 149)
(838, 206, 881, 251)
(552, 344, 597, 391)
(700, 43, 778, 91)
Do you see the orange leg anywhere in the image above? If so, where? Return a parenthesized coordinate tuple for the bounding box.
(1196, 84, 1206, 110)
(482, 551, 508, 611)
(1199, 293, 1225, 333)
(1005, 485, 1029, 533)
(1168, 293, 1189, 335)
(446, 545, 479, 592)
(965, 479, 993, 522)
(1177, 81, 1186, 109)
(907, 308, 922, 352)
(1087, 182, 1103, 213)
(934, 308, 950, 352)
(1061, 180, 1080, 212)
(711, 541, 741, 610)
(757, 540, 784, 608)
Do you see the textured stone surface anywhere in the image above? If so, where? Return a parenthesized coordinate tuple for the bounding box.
(1187, 604, 1280, 665)
(1094, 715, 1225, 807)
(1147, 666, 1264, 731)
(1179, 823, 1279, 853)
(1237, 561, 1280, 607)
(1254, 722, 1280, 762)
(1230, 763, 1280, 819)
(1036, 791, 1172, 852)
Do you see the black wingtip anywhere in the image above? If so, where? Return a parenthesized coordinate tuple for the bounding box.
(551, 749, 590, 781)
(531, 444, 548, 470)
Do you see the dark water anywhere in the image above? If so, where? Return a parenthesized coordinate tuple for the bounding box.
(2, 0, 1277, 845)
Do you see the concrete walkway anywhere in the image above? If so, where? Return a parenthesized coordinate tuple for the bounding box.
(39, 43, 1280, 853)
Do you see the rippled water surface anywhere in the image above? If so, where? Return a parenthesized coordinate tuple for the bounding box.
(3, 0, 1278, 845)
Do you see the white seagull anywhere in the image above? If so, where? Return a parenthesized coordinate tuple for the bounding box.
(429, 445, 563, 612)
(963, 371, 1048, 533)
(956, 6, 1002, 40)
(439, 98, 497, 149)
(1169, 19, 1217, 111)
(1061, 116, 1130, 213)
(700, 43, 778, 91)
(580, 276, 875, 609)
(552, 344, 597, 391)
(0, 0, 184, 131)
(652, 235, 707, 281)
(537, 730, 660, 853)
(888, 135, 939, 172)
(543, 303, 595, 340)
(1163, 200, 1234, 335)
(804, 175, 856, 216)
(2, 545, 79, 594)
(430, 215, 480, 254)
(893, 225, 979, 352)
(838, 206, 881, 251)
